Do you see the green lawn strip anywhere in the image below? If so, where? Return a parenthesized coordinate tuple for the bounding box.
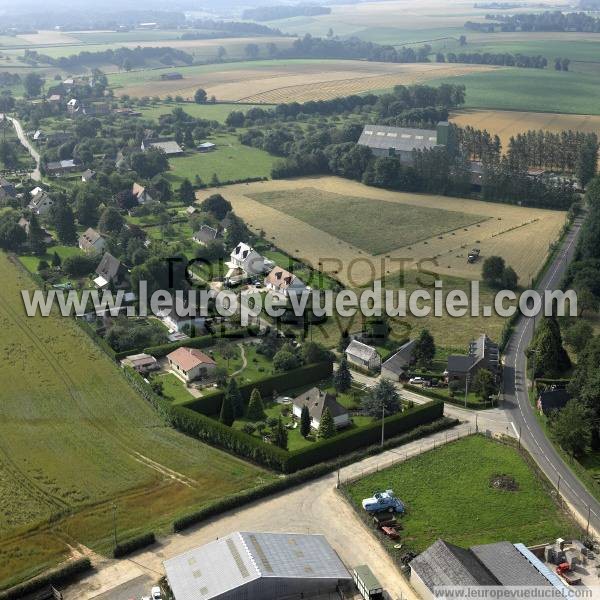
(344, 435, 580, 560)
(139, 102, 269, 124)
(165, 133, 276, 185)
(248, 187, 489, 255)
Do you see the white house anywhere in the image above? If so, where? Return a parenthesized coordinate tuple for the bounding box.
(264, 266, 307, 297)
(78, 228, 106, 254)
(28, 190, 54, 216)
(345, 340, 381, 372)
(225, 242, 271, 282)
(292, 387, 350, 430)
(167, 347, 216, 382)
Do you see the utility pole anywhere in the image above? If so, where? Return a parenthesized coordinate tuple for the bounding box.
(112, 502, 118, 548)
(557, 475, 561, 497)
(464, 375, 470, 409)
(587, 505, 591, 536)
(530, 349, 537, 392)
(381, 399, 385, 447)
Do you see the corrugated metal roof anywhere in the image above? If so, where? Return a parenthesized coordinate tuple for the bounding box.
(346, 340, 379, 362)
(164, 532, 350, 600)
(358, 124, 439, 152)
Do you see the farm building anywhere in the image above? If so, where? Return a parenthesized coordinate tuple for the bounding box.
(45, 159, 79, 177)
(357, 121, 452, 164)
(164, 531, 351, 600)
(78, 228, 106, 254)
(345, 340, 381, 372)
(141, 138, 184, 156)
(381, 339, 417, 381)
(193, 224, 219, 245)
(167, 347, 216, 382)
(445, 334, 499, 385)
(264, 266, 307, 297)
(160, 72, 183, 80)
(292, 387, 350, 430)
(537, 388, 570, 416)
(198, 141, 216, 152)
(120, 353, 159, 374)
(410, 540, 562, 600)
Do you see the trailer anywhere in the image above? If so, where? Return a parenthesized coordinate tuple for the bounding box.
(353, 565, 384, 600)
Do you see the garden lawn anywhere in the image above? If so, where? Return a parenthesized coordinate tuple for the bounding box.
(166, 133, 276, 185)
(158, 373, 195, 404)
(345, 435, 579, 556)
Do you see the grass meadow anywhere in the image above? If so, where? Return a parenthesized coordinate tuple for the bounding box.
(0, 253, 271, 589)
(345, 435, 579, 556)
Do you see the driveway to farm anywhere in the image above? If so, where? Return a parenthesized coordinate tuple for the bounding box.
(502, 216, 600, 537)
(4, 115, 41, 180)
(65, 420, 483, 600)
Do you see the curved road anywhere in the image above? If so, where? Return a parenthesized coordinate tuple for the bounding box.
(502, 215, 600, 536)
(3, 114, 41, 181)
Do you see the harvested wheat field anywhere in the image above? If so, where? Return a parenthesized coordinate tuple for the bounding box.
(451, 108, 600, 149)
(111, 60, 501, 102)
(204, 177, 566, 287)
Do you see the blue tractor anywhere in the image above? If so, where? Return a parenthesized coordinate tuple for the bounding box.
(362, 489, 405, 514)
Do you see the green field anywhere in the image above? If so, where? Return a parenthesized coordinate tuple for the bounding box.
(167, 133, 276, 185)
(248, 187, 488, 255)
(0, 253, 271, 588)
(345, 435, 579, 556)
(140, 102, 265, 124)
(430, 68, 600, 115)
(462, 39, 600, 63)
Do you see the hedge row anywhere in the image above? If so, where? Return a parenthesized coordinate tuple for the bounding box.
(180, 361, 334, 415)
(0, 558, 92, 600)
(123, 364, 443, 472)
(143, 326, 259, 358)
(113, 532, 156, 558)
(403, 384, 495, 410)
(172, 415, 456, 532)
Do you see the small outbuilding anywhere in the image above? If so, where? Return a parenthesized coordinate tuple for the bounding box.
(345, 340, 381, 373)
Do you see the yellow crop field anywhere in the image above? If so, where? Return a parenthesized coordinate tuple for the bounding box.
(113, 60, 501, 102)
(206, 177, 566, 287)
(451, 108, 600, 149)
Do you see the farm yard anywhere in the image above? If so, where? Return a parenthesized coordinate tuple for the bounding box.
(451, 109, 600, 151)
(214, 177, 567, 286)
(344, 435, 580, 558)
(106, 59, 501, 102)
(0, 253, 271, 589)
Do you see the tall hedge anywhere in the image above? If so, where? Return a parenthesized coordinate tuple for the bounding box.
(113, 532, 156, 558)
(0, 558, 92, 600)
(180, 361, 334, 415)
(122, 365, 443, 473)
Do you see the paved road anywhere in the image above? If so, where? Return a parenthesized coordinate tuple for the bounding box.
(502, 216, 600, 536)
(4, 115, 41, 180)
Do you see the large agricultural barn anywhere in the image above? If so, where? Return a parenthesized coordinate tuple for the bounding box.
(164, 531, 352, 599)
(357, 121, 452, 164)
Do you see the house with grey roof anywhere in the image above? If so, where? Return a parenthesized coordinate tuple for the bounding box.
(94, 252, 128, 289)
(193, 224, 219, 246)
(410, 539, 559, 600)
(381, 339, 417, 381)
(164, 531, 351, 600)
(445, 334, 499, 386)
(358, 121, 452, 165)
(345, 339, 381, 373)
(78, 228, 106, 254)
(292, 387, 350, 430)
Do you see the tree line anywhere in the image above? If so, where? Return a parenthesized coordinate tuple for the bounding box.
(439, 51, 548, 69)
(26, 46, 194, 71)
(473, 10, 600, 32)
